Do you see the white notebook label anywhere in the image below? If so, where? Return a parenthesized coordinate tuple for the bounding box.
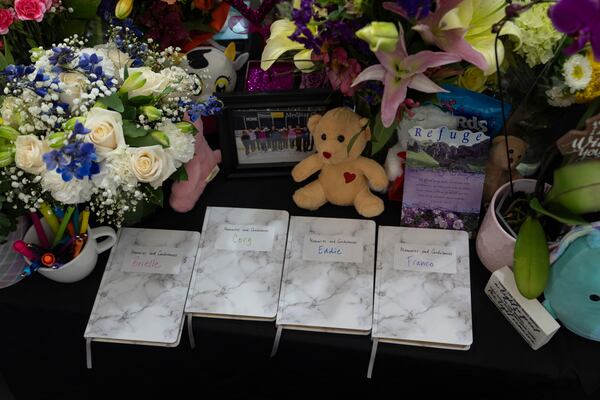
(214, 224, 275, 252)
(302, 235, 364, 263)
(395, 243, 456, 274)
(121, 246, 184, 275)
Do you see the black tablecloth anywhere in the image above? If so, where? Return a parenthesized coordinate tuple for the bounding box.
(1, 175, 599, 399)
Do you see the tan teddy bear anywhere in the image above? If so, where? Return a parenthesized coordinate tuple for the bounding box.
(291, 107, 388, 218)
(483, 135, 528, 203)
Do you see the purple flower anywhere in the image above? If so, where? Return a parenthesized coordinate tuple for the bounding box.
(395, 0, 432, 19)
(289, 0, 323, 53)
(418, 221, 430, 228)
(452, 219, 464, 230)
(549, 0, 600, 60)
(434, 216, 448, 228)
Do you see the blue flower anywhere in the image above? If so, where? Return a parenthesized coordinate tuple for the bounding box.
(183, 96, 223, 122)
(49, 47, 76, 69)
(1, 64, 36, 81)
(43, 123, 100, 182)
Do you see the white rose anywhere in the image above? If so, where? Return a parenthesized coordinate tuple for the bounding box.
(94, 44, 132, 72)
(15, 135, 49, 175)
(128, 67, 169, 98)
(59, 72, 88, 110)
(157, 121, 196, 168)
(127, 145, 176, 189)
(41, 170, 93, 205)
(84, 107, 126, 159)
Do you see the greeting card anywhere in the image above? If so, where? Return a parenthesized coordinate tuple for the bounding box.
(401, 124, 490, 234)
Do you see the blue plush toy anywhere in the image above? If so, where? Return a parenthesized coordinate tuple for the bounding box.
(545, 225, 600, 341)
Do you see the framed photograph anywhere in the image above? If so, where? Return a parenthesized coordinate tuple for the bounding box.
(217, 90, 341, 177)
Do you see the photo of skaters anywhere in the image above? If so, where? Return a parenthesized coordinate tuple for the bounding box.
(233, 107, 324, 165)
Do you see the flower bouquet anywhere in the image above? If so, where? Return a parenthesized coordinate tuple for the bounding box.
(0, 0, 104, 65)
(0, 23, 221, 238)
(99, 0, 232, 51)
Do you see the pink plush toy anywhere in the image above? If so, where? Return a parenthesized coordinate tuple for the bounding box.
(169, 119, 222, 212)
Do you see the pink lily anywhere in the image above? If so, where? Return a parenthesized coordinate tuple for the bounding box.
(352, 24, 461, 127)
(383, 0, 488, 71)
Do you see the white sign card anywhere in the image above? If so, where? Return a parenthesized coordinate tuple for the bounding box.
(121, 246, 184, 275)
(394, 243, 456, 274)
(302, 235, 364, 263)
(214, 224, 276, 252)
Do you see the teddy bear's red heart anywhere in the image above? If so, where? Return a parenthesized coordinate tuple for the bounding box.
(344, 172, 357, 183)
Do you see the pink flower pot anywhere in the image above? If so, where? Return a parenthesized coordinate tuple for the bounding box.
(476, 179, 539, 272)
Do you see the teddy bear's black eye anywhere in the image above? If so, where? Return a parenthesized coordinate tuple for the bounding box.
(337, 135, 345, 143)
(321, 133, 327, 141)
(509, 149, 514, 154)
(590, 294, 600, 302)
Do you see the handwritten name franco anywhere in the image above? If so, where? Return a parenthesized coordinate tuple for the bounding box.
(406, 255, 434, 268)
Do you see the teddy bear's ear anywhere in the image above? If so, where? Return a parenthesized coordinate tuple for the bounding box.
(360, 117, 371, 140)
(308, 114, 322, 134)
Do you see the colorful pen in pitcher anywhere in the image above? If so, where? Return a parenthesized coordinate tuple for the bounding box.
(30, 211, 50, 249)
(72, 236, 85, 258)
(72, 206, 80, 236)
(39, 202, 60, 234)
(51, 206, 75, 248)
(12, 240, 38, 260)
(80, 207, 90, 236)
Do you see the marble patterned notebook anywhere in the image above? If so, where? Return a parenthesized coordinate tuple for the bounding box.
(185, 207, 289, 320)
(276, 216, 376, 334)
(373, 226, 472, 349)
(84, 228, 201, 346)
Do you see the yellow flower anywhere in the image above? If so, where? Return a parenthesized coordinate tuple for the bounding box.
(575, 51, 600, 103)
(115, 0, 134, 20)
(261, 19, 314, 72)
(439, 0, 521, 76)
(458, 66, 487, 92)
(356, 22, 399, 53)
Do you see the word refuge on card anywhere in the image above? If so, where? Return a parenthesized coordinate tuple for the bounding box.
(411, 126, 489, 146)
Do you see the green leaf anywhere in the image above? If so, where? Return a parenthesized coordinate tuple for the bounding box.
(347, 130, 361, 154)
(26, 39, 37, 49)
(513, 216, 550, 299)
(122, 105, 137, 121)
(172, 166, 189, 182)
(4, 39, 14, 66)
(122, 121, 148, 138)
(98, 93, 124, 112)
(127, 95, 155, 106)
(124, 65, 129, 81)
(125, 134, 162, 147)
(530, 198, 587, 226)
(370, 112, 398, 156)
(0, 53, 8, 70)
(147, 187, 164, 207)
(62, 0, 102, 19)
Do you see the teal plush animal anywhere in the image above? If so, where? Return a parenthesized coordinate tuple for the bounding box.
(545, 226, 600, 341)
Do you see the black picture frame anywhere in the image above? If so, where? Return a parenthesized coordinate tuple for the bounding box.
(217, 89, 341, 178)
